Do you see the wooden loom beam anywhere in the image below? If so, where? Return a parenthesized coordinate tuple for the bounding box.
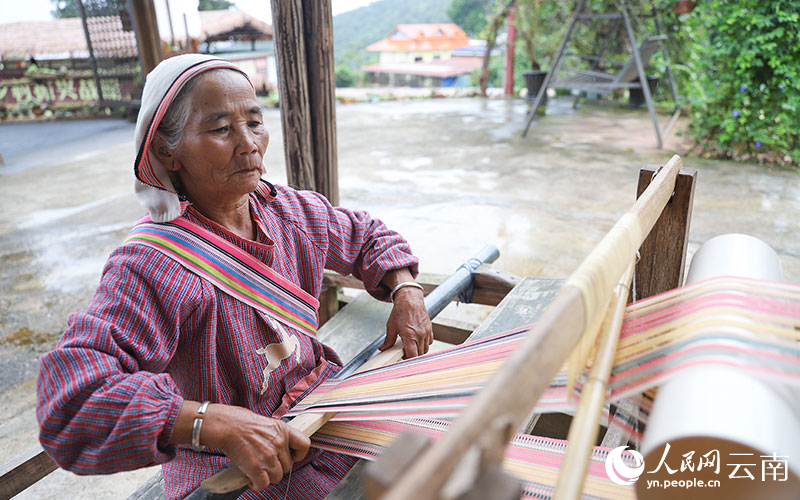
(379, 155, 684, 500)
(552, 163, 696, 499)
(553, 262, 635, 500)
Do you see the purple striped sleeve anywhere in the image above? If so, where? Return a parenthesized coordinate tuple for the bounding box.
(36, 245, 200, 473)
(286, 188, 419, 300)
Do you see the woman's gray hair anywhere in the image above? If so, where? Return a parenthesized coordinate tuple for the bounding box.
(156, 76, 200, 153)
(156, 68, 248, 153)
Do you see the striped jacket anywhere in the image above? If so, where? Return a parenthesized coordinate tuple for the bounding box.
(36, 183, 418, 499)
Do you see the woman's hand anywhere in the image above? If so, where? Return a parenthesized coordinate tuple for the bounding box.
(172, 402, 310, 491)
(381, 285, 433, 358)
(379, 267, 433, 358)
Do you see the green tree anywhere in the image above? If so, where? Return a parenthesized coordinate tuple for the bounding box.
(333, 0, 450, 71)
(198, 0, 234, 11)
(51, 0, 79, 17)
(447, 0, 492, 36)
(516, 0, 571, 71)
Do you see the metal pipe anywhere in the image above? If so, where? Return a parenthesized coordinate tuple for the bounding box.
(336, 244, 499, 379)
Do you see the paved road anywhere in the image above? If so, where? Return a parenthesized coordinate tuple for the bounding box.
(0, 118, 135, 174)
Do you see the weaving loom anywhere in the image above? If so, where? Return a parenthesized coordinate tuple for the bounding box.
(200, 155, 800, 499)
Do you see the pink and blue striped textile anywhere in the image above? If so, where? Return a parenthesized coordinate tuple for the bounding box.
(125, 215, 320, 337)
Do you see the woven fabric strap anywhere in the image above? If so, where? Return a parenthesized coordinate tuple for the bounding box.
(124, 215, 319, 337)
(312, 418, 636, 499)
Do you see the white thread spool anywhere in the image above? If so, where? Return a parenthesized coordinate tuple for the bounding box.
(637, 234, 800, 499)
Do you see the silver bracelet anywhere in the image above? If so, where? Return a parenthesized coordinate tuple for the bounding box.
(191, 401, 210, 452)
(389, 281, 424, 303)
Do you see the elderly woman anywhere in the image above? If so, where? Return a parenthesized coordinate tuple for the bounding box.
(36, 54, 432, 499)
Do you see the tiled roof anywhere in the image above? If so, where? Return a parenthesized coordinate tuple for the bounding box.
(0, 18, 94, 58)
(366, 23, 471, 52)
(199, 10, 272, 42)
(0, 10, 271, 59)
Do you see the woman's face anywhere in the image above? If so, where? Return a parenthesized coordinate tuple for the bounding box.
(166, 70, 269, 207)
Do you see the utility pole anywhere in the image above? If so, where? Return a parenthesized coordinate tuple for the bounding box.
(504, 2, 517, 96)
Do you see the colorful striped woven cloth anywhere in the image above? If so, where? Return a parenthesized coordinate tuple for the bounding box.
(125, 215, 319, 337)
(287, 277, 800, 430)
(311, 418, 637, 499)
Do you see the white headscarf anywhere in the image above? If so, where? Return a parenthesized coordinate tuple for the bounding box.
(133, 54, 251, 222)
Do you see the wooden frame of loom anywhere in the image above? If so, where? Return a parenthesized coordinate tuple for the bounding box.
(363, 155, 697, 500)
(192, 157, 697, 499)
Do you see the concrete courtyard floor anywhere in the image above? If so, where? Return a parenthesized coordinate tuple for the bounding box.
(1, 96, 799, 497)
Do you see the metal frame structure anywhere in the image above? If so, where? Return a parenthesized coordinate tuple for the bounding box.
(76, 0, 142, 108)
(521, 0, 682, 149)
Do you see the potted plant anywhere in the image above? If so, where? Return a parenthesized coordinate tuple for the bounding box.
(516, 1, 572, 104)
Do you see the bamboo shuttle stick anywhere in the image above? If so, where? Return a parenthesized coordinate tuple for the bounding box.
(381, 155, 682, 500)
(552, 261, 635, 500)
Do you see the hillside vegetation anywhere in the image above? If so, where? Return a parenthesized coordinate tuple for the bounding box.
(333, 0, 452, 71)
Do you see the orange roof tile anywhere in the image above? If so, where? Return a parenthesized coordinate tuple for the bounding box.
(366, 23, 472, 53)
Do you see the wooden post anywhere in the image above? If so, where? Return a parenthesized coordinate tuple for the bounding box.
(634, 165, 697, 300)
(317, 287, 339, 328)
(298, 0, 340, 323)
(302, 0, 339, 206)
(130, 0, 163, 75)
(270, 0, 316, 190)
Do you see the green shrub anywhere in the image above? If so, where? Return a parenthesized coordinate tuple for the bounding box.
(335, 64, 358, 88)
(684, 1, 800, 165)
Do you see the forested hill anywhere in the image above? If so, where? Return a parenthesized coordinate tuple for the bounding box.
(333, 0, 452, 70)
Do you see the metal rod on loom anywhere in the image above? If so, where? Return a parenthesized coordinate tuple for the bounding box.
(380, 155, 683, 500)
(553, 261, 635, 500)
(336, 244, 500, 379)
(192, 245, 500, 498)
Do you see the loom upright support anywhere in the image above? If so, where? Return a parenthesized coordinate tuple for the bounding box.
(633, 164, 697, 300)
